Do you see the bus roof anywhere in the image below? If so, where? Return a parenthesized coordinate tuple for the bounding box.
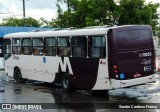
(4, 25, 150, 38)
(4, 28, 109, 38)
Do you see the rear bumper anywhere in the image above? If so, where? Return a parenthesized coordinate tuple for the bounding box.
(110, 74, 156, 89)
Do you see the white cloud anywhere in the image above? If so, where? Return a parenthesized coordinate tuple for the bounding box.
(26, 9, 57, 21)
(145, 0, 160, 3)
(0, 0, 158, 21)
(0, 0, 58, 21)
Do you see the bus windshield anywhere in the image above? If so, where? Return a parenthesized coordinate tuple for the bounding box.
(115, 29, 152, 51)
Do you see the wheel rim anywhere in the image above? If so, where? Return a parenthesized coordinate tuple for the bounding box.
(14, 69, 27, 83)
(63, 77, 69, 89)
(17, 71, 22, 79)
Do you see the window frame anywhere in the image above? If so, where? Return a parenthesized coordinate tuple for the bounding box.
(22, 38, 32, 55)
(57, 36, 71, 57)
(4, 39, 11, 60)
(44, 37, 57, 56)
(88, 35, 106, 58)
(32, 37, 44, 56)
(12, 38, 22, 54)
(71, 36, 87, 57)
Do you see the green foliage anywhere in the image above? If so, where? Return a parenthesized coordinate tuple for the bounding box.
(156, 27, 160, 38)
(0, 0, 159, 35)
(0, 17, 40, 27)
(55, 0, 119, 28)
(118, 0, 159, 35)
(54, 0, 159, 35)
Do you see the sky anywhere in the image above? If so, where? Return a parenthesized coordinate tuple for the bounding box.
(0, 0, 63, 21)
(0, 0, 159, 22)
(146, 0, 160, 3)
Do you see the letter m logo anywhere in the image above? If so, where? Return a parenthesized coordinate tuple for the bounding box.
(58, 57, 73, 74)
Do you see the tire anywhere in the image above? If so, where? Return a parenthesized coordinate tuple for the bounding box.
(61, 74, 76, 92)
(14, 68, 27, 83)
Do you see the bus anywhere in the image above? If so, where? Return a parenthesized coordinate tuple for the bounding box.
(3, 25, 156, 92)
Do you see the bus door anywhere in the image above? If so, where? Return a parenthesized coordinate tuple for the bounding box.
(3, 39, 11, 60)
(0, 38, 4, 68)
(108, 26, 155, 84)
(0, 38, 3, 57)
(3, 39, 11, 71)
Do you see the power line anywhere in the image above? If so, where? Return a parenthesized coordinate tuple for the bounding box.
(0, 12, 16, 18)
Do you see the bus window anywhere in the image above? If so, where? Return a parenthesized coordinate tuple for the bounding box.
(71, 36, 87, 57)
(33, 38, 43, 55)
(88, 36, 106, 58)
(4, 39, 11, 60)
(57, 37, 71, 57)
(115, 30, 152, 51)
(44, 37, 56, 56)
(22, 38, 32, 55)
(12, 38, 21, 54)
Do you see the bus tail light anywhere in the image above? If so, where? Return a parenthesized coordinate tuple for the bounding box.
(113, 65, 117, 69)
(113, 65, 119, 78)
(114, 70, 118, 73)
(113, 65, 118, 73)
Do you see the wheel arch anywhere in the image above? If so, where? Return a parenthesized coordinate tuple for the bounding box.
(53, 72, 66, 85)
(13, 66, 27, 83)
(61, 72, 75, 91)
(53, 72, 73, 85)
(14, 66, 20, 72)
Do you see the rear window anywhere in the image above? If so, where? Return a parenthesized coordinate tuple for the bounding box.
(115, 29, 152, 50)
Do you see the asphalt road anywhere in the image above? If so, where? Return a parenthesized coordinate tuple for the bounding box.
(0, 70, 160, 112)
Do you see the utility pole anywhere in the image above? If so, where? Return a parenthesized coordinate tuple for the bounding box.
(67, 0, 70, 27)
(67, 0, 70, 12)
(23, 0, 26, 26)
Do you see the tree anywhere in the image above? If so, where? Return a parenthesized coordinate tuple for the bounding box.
(0, 17, 41, 27)
(93, 0, 119, 26)
(55, 0, 79, 28)
(118, 0, 159, 34)
(54, 0, 159, 34)
(156, 26, 160, 38)
(39, 17, 50, 27)
(55, 0, 118, 28)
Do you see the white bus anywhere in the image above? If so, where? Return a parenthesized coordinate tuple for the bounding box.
(3, 25, 156, 92)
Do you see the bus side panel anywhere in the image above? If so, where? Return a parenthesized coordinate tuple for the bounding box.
(20, 55, 44, 81)
(107, 29, 115, 79)
(69, 58, 99, 89)
(92, 59, 111, 90)
(5, 56, 14, 77)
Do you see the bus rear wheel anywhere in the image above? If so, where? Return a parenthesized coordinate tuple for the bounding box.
(61, 74, 75, 92)
(14, 68, 27, 83)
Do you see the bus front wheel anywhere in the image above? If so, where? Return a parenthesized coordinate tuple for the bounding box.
(14, 68, 27, 83)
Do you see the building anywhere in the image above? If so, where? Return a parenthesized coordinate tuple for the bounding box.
(153, 36, 160, 72)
